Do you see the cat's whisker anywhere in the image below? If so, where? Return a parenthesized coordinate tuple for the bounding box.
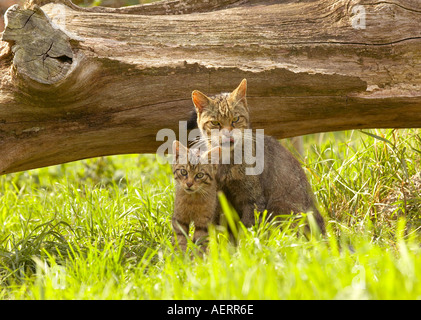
(192, 137, 210, 145)
(190, 135, 209, 143)
(189, 136, 212, 149)
(190, 140, 209, 150)
(242, 132, 258, 140)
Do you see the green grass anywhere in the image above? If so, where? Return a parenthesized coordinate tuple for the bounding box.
(1, 129, 421, 299)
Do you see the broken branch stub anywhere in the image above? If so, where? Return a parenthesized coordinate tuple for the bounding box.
(2, 4, 73, 85)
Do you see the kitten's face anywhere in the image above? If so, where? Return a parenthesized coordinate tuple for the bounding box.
(172, 142, 219, 195)
(173, 161, 214, 194)
(192, 79, 250, 150)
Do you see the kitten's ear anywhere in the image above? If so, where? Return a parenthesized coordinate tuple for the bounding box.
(172, 140, 180, 158)
(229, 79, 247, 105)
(192, 90, 212, 114)
(172, 140, 188, 160)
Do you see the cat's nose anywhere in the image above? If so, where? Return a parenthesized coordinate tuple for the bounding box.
(186, 181, 193, 188)
(221, 127, 233, 136)
(221, 128, 234, 143)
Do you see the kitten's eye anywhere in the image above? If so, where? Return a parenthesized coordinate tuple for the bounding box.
(196, 172, 204, 179)
(232, 116, 240, 123)
(210, 121, 220, 127)
(180, 169, 188, 176)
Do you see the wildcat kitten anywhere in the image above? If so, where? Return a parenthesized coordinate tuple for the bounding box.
(172, 140, 221, 251)
(191, 79, 326, 234)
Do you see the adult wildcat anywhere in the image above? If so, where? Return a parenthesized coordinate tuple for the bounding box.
(191, 79, 325, 234)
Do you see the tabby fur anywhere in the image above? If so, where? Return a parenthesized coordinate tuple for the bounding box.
(172, 140, 221, 251)
(191, 79, 325, 234)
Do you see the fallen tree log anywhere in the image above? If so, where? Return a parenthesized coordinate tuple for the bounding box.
(0, 0, 420, 175)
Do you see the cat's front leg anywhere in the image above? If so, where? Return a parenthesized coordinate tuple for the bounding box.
(193, 213, 214, 253)
(240, 198, 266, 227)
(193, 225, 209, 253)
(172, 216, 190, 251)
(240, 202, 257, 227)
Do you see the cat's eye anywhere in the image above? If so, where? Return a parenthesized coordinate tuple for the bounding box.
(180, 169, 188, 176)
(232, 116, 240, 123)
(210, 121, 220, 127)
(196, 172, 204, 179)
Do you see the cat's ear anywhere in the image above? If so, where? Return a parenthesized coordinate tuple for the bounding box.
(229, 79, 247, 105)
(172, 140, 180, 158)
(172, 140, 188, 160)
(192, 90, 212, 114)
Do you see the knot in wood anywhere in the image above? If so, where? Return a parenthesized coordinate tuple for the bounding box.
(1, 5, 73, 85)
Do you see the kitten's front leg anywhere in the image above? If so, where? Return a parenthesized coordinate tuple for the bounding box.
(193, 214, 214, 254)
(172, 216, 190, 251)
(193, 225, 209, 253)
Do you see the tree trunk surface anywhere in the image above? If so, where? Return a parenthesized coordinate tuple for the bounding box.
(0, 0, 420, 174)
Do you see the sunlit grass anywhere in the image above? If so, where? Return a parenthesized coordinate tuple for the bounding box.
(0, 129, 421, 299)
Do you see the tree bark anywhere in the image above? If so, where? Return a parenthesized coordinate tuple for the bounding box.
(0, 0, 420, 175)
